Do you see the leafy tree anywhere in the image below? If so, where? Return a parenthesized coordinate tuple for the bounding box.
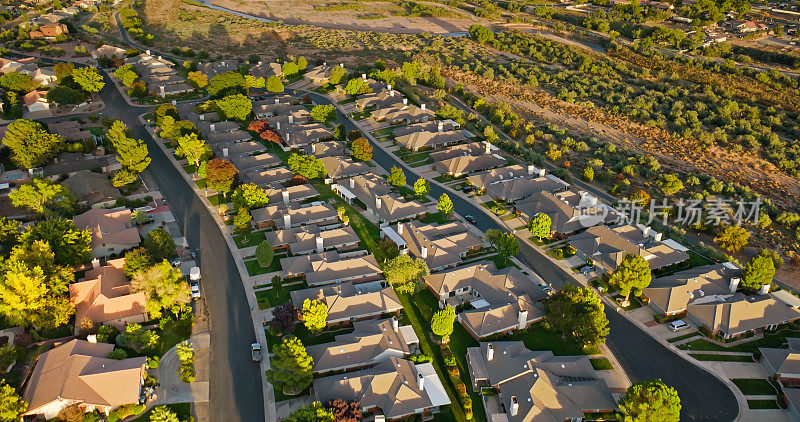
(344, 78, 371, 95)
(301, 298, 328, 332)
(741, 254, 776, 292)
(269, 303, 299, 336)
(266, 337, 314, 394)
(629, 189, 650, 207)
(232, 183, 269, 210)
(296, 56, 308, 71)
(20, 218, 91, 266)
(112, 169, 138, 188)
(131, 260, 191, 318)
(485, 229, 519, 264)
(2, 119, 64, 168)
(207, 71, 247, 97)
(469, 24, 494, 43)
(528, 213, 552, 239)
(609, 254, 651, 301)
(53, 62, 74, 81)
(114, 64, 139, 87)
(619, 380, 681, 422)
(129, 81, 148, 99)
(106, 121, 150, 173)
(46, 86, 86, 105)
(123, 247, 154, 277)
(545, 285, 609, 346)
(106, 348, 128, 360)
(174, 133, 211, 167)
(234, 207, 252, 238)
(187, 71, 208, 88)
(289, 153, 325, 179)
(284, 401, 334, 422)
(325, 399, 361, 422)
(0, 380, 28, 421)
(149, 406, 179, 422)
(413, 178, 429, 197)
(431, 305, 455, 341)
(282, 62, 299, 77)
(206, 159, 239, 193)
(583, 166, 594, 182)
(376, 237, 399, 263)
(757, 249, 783, 269)
(216, 93, 252, 121)
(0, 217, 20, 254)
(350, 137, 372, 162)
(10, 178, 75, 216)
(437, 193, 453, 216)
(329, 66, 347, 85)
(714, 224, 749, 254)
(657, 173, 684, 196)
(385, 254, 429, 294)
(143, 227, 176, 261)
(310, 104, 336, 123)
(246, 75, 266, 89)
(266, 75, 284, 93)
(72, 66, 105, 92)
(0, 71, 39, 93)
(387, 166, 406, 187)
(256, 240, 275, 268)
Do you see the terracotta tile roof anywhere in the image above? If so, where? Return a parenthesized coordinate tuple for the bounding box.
(69, 258, 147, 333)
(73, 207, 140, 250)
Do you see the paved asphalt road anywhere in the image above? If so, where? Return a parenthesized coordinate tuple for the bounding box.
(97, 78, 265, 421)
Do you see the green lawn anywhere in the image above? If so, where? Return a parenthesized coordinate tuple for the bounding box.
(233, 231, 267, 248)
(678, 326, 800, 355)
(590, 357, 613, 370)
(207, 194, 225, 206)
(421, 212, 449, 225)
(370, 126, 398, 137)
(732, 378, 778, 395)
(182, 163, 198, 174)
(747, 399, 782, 409)
(194, 179, 207, 189)
(130, 403, 191, 422)
(688, 353, 754, 362)
(487, 323, 601, 355)
(255, 282, 306, 309)
(653, 251, 715, 278)
(351, 110, 371, 120)
(409, 157, 433, 168)
(338, 97, 356, 104)
(667, 332, 700, 343)
(245, 258, 282, 276)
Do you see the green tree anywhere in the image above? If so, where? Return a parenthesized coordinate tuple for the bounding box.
(469, 24, 494, 43)
(20, 218, 91, 266)
(0, 217, 20, 254)
(0, 379, 27, 420)
(234, 207, 252, 238)
(284, 401, 334, 422)
(266, 337, 314, 394)
(609, 254, 652, 301)
(384, 254, 429, 294)
(232, 183, 269, 210)
(245, 75, 266, 89)
(301, 298, 328, 332)
(149, 406, 179, 422)
(53, 62, 74, 82)
(431, 305, 455, 341)
(106, 121, 150, 173)
(72, 66, 105, 92)
(714, 224, 749, 254)
(387, 166, 406, 187)
(437, 193, 453, 216)
(123, 247, 154, 277)
(657, 173, 684, 196)
(2, 119, 64, 169)
(545, 285, 609, 346)
(255, 240, 274, 268)
(113, 64, 139, 87)
(344, 78, 372, 95)
(485, 229, 519, 264)
(216, 93, 253, 121)
(528, 213, 552, 239)
(583, 166, 594, 182)
(741, 254, 776, 292)
(9, 178, 75, 216)
(413, 178, 429, 197)
(175, 133, 211, 167)
(45, 86, 86, 105)
(143, 227, 177, 261)
(187, 71, 208, 88)
(131, 260, 191, 318)
(288, 153, 325, 179)
(0, 72, 39, 93)
(329, 65, 347, 85)
(207, 71, 247, 97)
(351, 137, 372, 161)
(619, 380, 681, 422)
(266, 75, 284, 93)
(112, 169, 138, 188)
(282, 62, 300, 77)
(206, 159, 239, 192)
(310, 104, 336, 123)
(629, 190, 650, 207)
(296, 56, 308, 71)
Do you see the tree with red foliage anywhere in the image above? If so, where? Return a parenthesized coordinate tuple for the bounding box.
(269, 303, 299, 336)
(206, 159, 239, 193)
(326, 399, 361, 422)
(260, 130, 282, 144)
(248, 119, 269, 133)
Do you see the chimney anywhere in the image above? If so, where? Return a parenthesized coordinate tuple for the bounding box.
(339, 63, 344, 68)
(222, 147, 229, 157)
(349, 178, 355, 189)
(157, 55, 162, 60)
(145, 49, 151, 55)
(485, 141, 492, 155)
(199, 114, 205, 121)
(510, 396, 519, 417)
(729, 277, 740, 293)
(760, 283, 771, 295)
(518, 309, 528, 330)
(375, 197, 382, 209)
(421, 245, 428, 259)
(316, 236, 324, 254)
(221, 61, 226, 66)
(403, 98, 408, 105)
(654, 232, 663, 242)
(387, 84, 392, 91)
(323, 62, 327, 66)
(91, 258, 101, 269)
(487, 343, 494, 361)
(288, 115, 294, 124)
(275, 98, 280, 104)
(643, 226, 653, 238)
(159, 85, 166, 98)
(417, 373, 424, 391)
(437, 122, 443, 133)
(539, 168, 546, 177)
(171, 100, 177, 106)
(389, 89, 394, 97)
(276, 122, 281, 131)
(421, 104, 426, 110)
(87, 334, 97, 343)
(283, 213, 291, 228)
(527, 164, 535, 175)
(210, 123, 216, 132)
(392, 318, 399, 332)
(362, 73, 366, 80)
(397, 223, 403, 234)
(282, 190, 290, 203)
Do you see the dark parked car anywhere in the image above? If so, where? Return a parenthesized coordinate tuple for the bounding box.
(464, 215, 477, 225)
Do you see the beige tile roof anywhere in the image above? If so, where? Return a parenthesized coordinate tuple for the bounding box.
(290, 281, 402, 324)
(206, 130, 252, 145)
(243, 166, 293, 187)
(23, 339, 146, 415)
(337, 173, 427, 223)
(371, 104, 434, 124)
(321, 156, 371, 179)
(280, 251, 381, 286)
(688, 294, 800, 337)
(63, 170, 121, 206)
(73, 207, 140, 250)
(304, 140, 346, 158)
(397, 130, 469, 152)
(569, 225, 689, 272)
(229, 152, 282, 171)
(436, 153, 506, 177)
(398, 220, 482, 270)
(355, 89, 404, 110)
(265, 223, 358, 255)
(69, 258, 147, 333)
(251, 202, 338, 228)
(644, 264, 739, 315)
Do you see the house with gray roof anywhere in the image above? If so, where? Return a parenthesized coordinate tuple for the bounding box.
(281, 250, 382, 287)
(243, 167, 293, 187)
(355, 88, 404, 110)
(290, 281, 403, 325)
(394, 220, 482, 272)
(333, 173, 428, 224)
(265, 224, 359, 255)
(372, 103, 434, 125)
(392, 119, 460, 138)
(251, 202, 338, 229)
(229, 152, 282, 171)
(434, 146, 506, 177)
(396, 127, 470, 152)
(304, 140, 346, 158)
(63, 170, 121, 208)
(264, 184, 319, 205)
(197, 60, 240, 77)
(206, 130, 252, 146)
(569, 224, 689, 273)
(42, 153, 120, 179)
(278, 123, 334, 149)
(212, 141, 265, 158)
(760, 338, 800, 385)
(321, 156, 371, 180)
(514, 190, 617, 235)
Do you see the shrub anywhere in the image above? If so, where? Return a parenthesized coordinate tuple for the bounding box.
(443, 355, 457, 367)
(448, 366, 460, 378)
(147, 355, 160, 369)
(178, 363, 196, 383)
(107, 404, 146, 422)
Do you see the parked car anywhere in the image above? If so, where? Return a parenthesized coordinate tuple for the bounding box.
(190, 282, 200, 299)
(189, 266, 201, 281)
(462, 186, 476, 194)
(464, 215, 477, 225)
(540, 284, 552, 293)
(669, 320, 690, 332)
(169, 257, 182, 267)
(251, 343, 262, 362)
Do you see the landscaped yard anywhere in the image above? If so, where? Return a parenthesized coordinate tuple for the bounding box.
(653, 250, 715, 278)
(351, 110, 371, 120)
(732, 378, 778, 395)
(254, 282, 306, 309)
(688, 353, 754, 362)
(130, 403, 191, 422)
(747, 399, 783, 409)
(590, 357, 613, 370)
(233, 231, 268, 249)
(678, 326, 800, 355)
(245, 257, 282, 276)
(667, 332, 700, 343)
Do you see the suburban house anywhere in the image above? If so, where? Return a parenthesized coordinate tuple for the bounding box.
(249, 61, 283, 80)
(280, 250, 382, 287)
(760, 338, 800, 385)
(290, 281, 403, 325)
(393, 220, 482, 272)
(307, 318, 419, 374)
(264, 224, 359, 255)
(466, 341, 617, 421)
(127, 52, 191, 97)
(207, 130, 252, 146)
(48, 120, 93, 141)
(196, 60, 240, 77)
(212, 141, 266, 158)
(304, 64, 334, 85)
(264, 184, 319, 205)
(304, 140, 346, 158)
(372, 102, 435, 125)
(645, 263, 800, 339)
(277, 123, 334, 149)
(91, 44, 127, 61)
(313, 357, 451, 420)
(514, 190, 617, 235)
(722, 20, 765, 33)
(396, 127, 470, 152)
(243, 166, 294, 187)
(433, 146, 506, 177)
(264, 109, 311, 128)
(73, 207, 141, 258)
(63, 170, 121, 208)
(321, 156, 371, 180)
(22, 339, 147, 419)
(393, 119, 460, 138)
(253, 101, 306, 120)
(251, 202, 338, 229)
(42, 152, 120, 179)
(355, 88, 405, 110)
(69, 258, 148, 334)
(32, 67, 57, 87)
(333, 173, 428, 223)
(569, 224, 690, 273)
(197, 121, 239, 138)
(424, 261, 548, 339)
(22, 90, 50, 114)
(485, 174, 570, 202)
(229, 152, 282, 172)
(28, 23, 69, 39)
(782, 388, 800, 422)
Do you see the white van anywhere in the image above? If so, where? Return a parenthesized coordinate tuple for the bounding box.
(669, 320, 690, 332)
